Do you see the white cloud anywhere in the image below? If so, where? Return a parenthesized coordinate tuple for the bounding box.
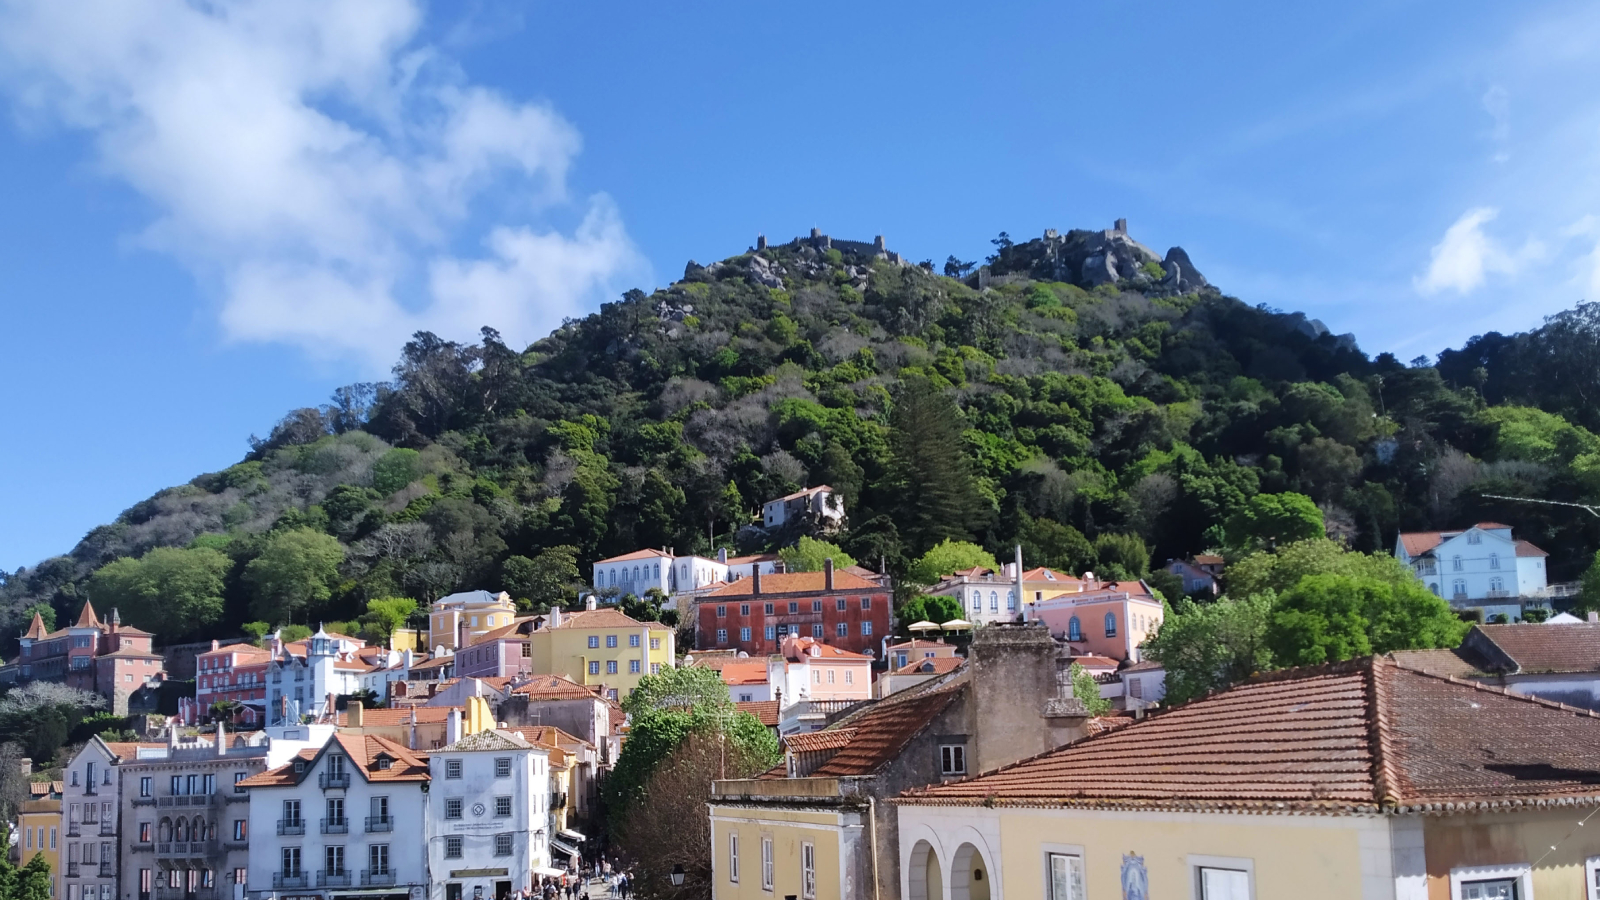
(0, 0, 644, 369)
(1414, 207, 1545, 296)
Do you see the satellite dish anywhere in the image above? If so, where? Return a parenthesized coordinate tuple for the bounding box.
(737, 651, 749, 658)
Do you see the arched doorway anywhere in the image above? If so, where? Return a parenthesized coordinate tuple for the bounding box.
(908, 840, 942, 900)
(951, 842, 991, 900)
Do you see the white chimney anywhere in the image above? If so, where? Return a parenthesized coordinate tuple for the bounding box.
(585, 596, 597, 611)
(446, 708, 462, 745)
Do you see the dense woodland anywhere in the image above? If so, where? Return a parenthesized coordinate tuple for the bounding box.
(4, 230, 1600, 655)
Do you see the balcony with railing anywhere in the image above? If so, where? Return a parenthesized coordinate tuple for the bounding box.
(321, 817, 348, 835)
(158, 794, 221, 809)
(67, 824, 81, 837)
(1486, 589, 1513, 599)
(364, 816, 392, 833)
(98, 863, 114, 878)
(99, 822, 116, 836)
(156, 841, 217, 858)
(319, 772, 351, 790)
(317, 871, 351, 888)
(272, 873, 307, 890)
(277, 819, 305, 836)
(361, 870, 395, 887)
(65, 864, 80, 878)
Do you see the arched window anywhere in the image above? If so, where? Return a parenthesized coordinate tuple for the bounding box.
(158, 819, 172, 842)
(1452, 555, 1463, 571)
(1007, 590, 1016, 610)
(608, 570, 615, 587)
(175, 819, 188, 842)
(1489, 553, 1500, 570)
(989, 591, 998, 612)
(1468, 531, 1482, 545)
(972, 590, 982, 612)
(1105, 613, 1118, 637)
(1068, 617, 1082, 641)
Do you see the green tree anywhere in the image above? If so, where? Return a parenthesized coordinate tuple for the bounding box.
(623, 665, 734, 718)
(1069, 663, 1111, 716)
(1266, 574, 1468, 666)
(502, 546, 582, 610)
(1224, 492, 1324, 551)
(87, 546, 230, 638)
(906, 539, 999, 587)
(1017, 516, 1095, 574)
(778, 537, 856, 573)
(1579, 550, 1600, 614)
(243, 528, 346, 624)
(1143, 596, 1275, 705)
(883, 376, 991, 553)
(21, 602, 54, 633)
(1093, 533, 1150, 580)
(371, 447, 424, 495)
(1226, 538, 1417, 599)
(18, 847, 52, 900)
(359, 597, 418, 644)
(894, 594, 966, 635)
(241, 621, 271, 644)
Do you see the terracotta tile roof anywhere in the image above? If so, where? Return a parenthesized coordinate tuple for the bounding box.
(75, 602, 101, 628)
(468, 618, 537, 646)
(1021, 567, 1079, 583)
(801, 689, 963, 777)
(1399, 524, 1522, 558)
(1085, 716, 1133, 736)
(842, 565, 882, 579)
(684, 650, 741, 671)
(1389, 649, 1483, 679)
(720, 661, 769, 686)
(769, 485, 833, 503)
(885, 639, 953, 651)
(724, 553, 779, 567)
(512, 674, 603, 701)
(737, 700, 780, 727)
(1122, 659, 1165, 673)
(905, 656, 1600, 812)
(102, 742, 167, 761)
(1065, 655, 1119, 669)
(1468, 624, 1600, 674)
(595, 548, 674, 564)
(608, 703, 626, 734)
(1193, 554, 1225, 566)
(1515, 540, 1549, 557)
(336, 706, 456, 727)
(240, 734, 429, 787)
(707, 570, 880, 598)
(513, 725, 591, 751)
(29, 781, 64, 796)
(201, 643, 271, 661)
(549, 608, 671, 630)
(95, 647, 164, 660)
(784, 637, 871, 661)
(783, 728, 858, 754)
(22, 613, 45, 640)
(890, 657, 965, 676)
(410, 656, 454, 672)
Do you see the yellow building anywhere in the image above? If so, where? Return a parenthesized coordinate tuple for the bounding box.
(527, 602, 674, 700)
(18, 780, 62, 894)
(897, 655, 1600, 900)
(427, 589, 518, 652)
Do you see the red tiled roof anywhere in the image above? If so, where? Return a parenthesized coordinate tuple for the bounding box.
(23, 613, 45, 641)
(101, 742, 167, 760)
(1469, 623, 1600, 674)
(240, 734, 430, 787)
(724, 554, 779, 567)
(336, 706, 456, 727)
(783, 729, 858, 754)
(75, 602, 100, 628)
(890, 657, 965, 676)
(720, 661, 769, 686)
(201, 643, 271, 661)
(1065, 655, 1119, 669)
(768, 485, 833, 503)
(410, 656, 453, 672)
(684, 650, 741, 671)
(1193, 554, 1225, 566)
(595, 548, 674, 564)
(1389, 648, 1482, 679)
(1085, 716, 1133, 736)
(1399, 524, 1522, 557)
(707, 570, 880, 598)
(906, 656, 1600, 812)
(737, 700, 780, 727)
(779, 689, 962, 778)
(1515, 540, 1549, 558)
(549, 608, 672, 630)
(885, 639, 952, 651)
(513, 674, 604, 701)
(784, 637, 871, 661)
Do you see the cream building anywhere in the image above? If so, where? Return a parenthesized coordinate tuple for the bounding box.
(428, 591, 519, 653)
(896, 654, 1600, 900)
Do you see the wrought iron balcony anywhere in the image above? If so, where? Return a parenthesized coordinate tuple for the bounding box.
(65, 864, 80, 878)
(365, 816, 392, 833)
(272, 873, 307, 889)
(317, 871, 351, 888)
(99, 864, 114, 878)
(319, 772, 351, 790)
(361, 870, 396, 887)
(277, 819, 305, 836)
(321, 817, 348, 834)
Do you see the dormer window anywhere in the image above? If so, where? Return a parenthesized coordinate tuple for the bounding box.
(375, 758, 392, 771)
(1467, 531, 1482, 544)
(293, 761, 306, 773)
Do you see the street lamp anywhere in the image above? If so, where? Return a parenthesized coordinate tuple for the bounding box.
(670, 865, 685, 887)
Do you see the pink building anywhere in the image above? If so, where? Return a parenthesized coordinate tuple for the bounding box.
(453, 617, 538, 679)
(767, 635, 873, 705)
(13, 601, 165, 712)
(1026, 580, 1165, 663)
(194, 640, 272, 724)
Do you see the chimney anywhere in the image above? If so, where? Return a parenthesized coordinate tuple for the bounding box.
(718, 548, 728, 564)
(212, 640, 220, 651)
(1589, 612, 1598, 624)
(1016, 544, 1025, 605)
(753, 567, 762, 596)
(349, 701, 364, 728)
(216, 723, 226, 757)
(585, 596, 597, 612)
(550, 606, 563, 629)
(447, 708, 462, 745)
(824, 558, 834, 592)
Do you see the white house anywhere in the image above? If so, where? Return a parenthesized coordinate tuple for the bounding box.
(240, 732, 430, 900)
(591, 548, 780, 598)
(1395, 522, 1549, 618)
(425, 730, 556, 900)
(265, 627, 368, 726)
(63, 737, 156, 900)
(761, 485, 844, 530)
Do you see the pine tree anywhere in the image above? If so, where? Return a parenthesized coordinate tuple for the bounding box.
(883, 376, 990, 554)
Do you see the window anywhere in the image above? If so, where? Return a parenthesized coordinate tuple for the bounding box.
(444, 836, 462, 859)
(606, 635, 618, 648)
(1490, 576, 1505, 593)
(325, 845, 345, 876)
(140, 869, 152, 897)
(740, 627, 752, 642)
(764, 626, 775, 640)
(764, 603, 775, 615)
(495, 833, 513, 857)
(1068, 617, 1082, 641)
(812, 601, 822, 612)
(836, 622, 848, 637)
(788, 602, 799, 614)
(1048, 853, 1085, 900)
(761, 837, 774, 891)
(138, 822, 151, 843)
(827, 669, 835, 684)
(1008, 591, 1017, 610)
(495, 796, 512, 817)
(716, 629, 728, 644)
(812, 624, 823, 638)
(940, 744, 966, 775)
(729, 834, 739, 883)
(989, 591, 998, 612)
(282, 847, 302, 877)
(652, 663, 661, 674)
(606, 660, 618, 675)
(837, 598, 847, 611)
(283, 799, 302, 825)
(445, 799, 462, 819)
(801, 842, 816, 900)
(860, 597, 871, 610)
(232, 820, 246, 841)
(1453, 579, 1467, 597)
(741, 604, 750, 616)
(1104, 613, 1118, 637)
(629, 659, 641, 674)
(1490, 553, 1501, 570)
(588, 661, 600, 675)
(587, 636, 600, 649)
(1468, 531, 1482, 544)
(1453, 555, 1464, 571)
(650, 637, 661, 650)
(233, 868, 247, 885)
(845, 669, 853, 684)
(369, 844, 389, 876)
(445, 759, 462, 779)
(716, 605, 727, 618)
(861, 621, 873, 636)
(139, 777, 151, 797)
(170, 775, 182, 795)
(495, 758, 512, 777)
(1452, 863, 1530, 899)
(234, 772, 247, 793)
(1192, 857, 1254, 900)
(972, 590, 982, 611)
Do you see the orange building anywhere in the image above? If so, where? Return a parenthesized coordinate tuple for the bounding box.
(1026, 580, 1164, 662)
(13, 602, 165, 713)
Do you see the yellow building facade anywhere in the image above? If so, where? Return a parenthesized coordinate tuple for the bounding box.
(427, 590, 518, 652)
(709, 782, 869, 900)
(18, 781, 62, 896)
(527, 606, 674, 699)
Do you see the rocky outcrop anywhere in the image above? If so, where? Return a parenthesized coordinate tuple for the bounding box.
(1159, 246, 1208, 293)
(747, 253, 785, 289)
(987, 220, 1209, 294)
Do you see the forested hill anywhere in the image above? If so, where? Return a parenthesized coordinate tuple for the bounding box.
(4, 224, 1600, 648)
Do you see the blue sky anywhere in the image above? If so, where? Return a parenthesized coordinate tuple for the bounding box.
(3, 0, 1599, 571)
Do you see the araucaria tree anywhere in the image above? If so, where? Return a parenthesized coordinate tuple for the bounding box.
(883, 376, 990, 554)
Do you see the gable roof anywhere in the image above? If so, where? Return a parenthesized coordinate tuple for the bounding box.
(440, 729, 536, 752)
(768, 485, 833, 504)
(75, 601, 101, 629)
(335, 706, 457, 727)
(1398, 523, 1523, 557)
(594, 548, 674, 564)
(512, 674, 602, 701)
(807, 689, 963, 777)
(720, 661, 769, 686)
(545, 608, 671, 631)
(239, 734, 430, 788)
(903, 656, 1600, 813)
(1464, 623, 1600, 674)
(200, 642, 271, 662)
(1515, 540, 1549, 557)
(706, 570, 880, 598)
(783, 637, 871, 661)
(889, 657, 965, 676)
(736, 700, 780, 728)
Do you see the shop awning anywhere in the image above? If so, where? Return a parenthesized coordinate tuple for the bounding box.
(557, 828, 586, 842)
(551, 838, 580, 860)
(533, 867, 568, 878)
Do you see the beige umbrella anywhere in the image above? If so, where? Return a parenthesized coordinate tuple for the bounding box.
(940, 618, 973, 631)
(907, 620, 940, 633)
